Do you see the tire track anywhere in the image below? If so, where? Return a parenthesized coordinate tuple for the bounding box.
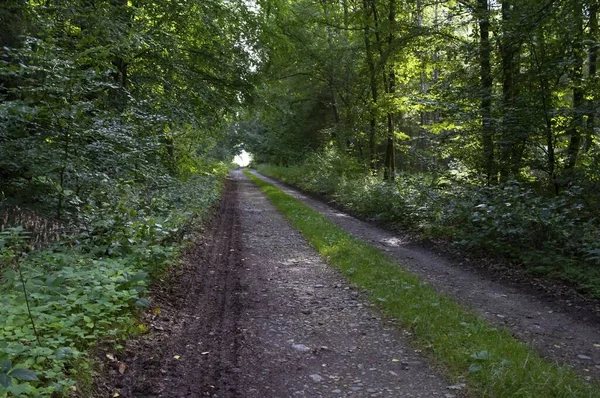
(103, 173, 453, 398)
(114, 177, 246, 397)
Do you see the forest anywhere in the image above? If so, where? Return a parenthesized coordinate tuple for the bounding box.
(246, 0, 600, 297)
(1, 0, 600, 396)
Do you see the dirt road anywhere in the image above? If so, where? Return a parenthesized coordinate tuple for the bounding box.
(252, 170, 600, 383)
(104, 171, 456, 397)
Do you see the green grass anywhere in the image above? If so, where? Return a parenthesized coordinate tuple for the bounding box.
(245, 170, 600, 398)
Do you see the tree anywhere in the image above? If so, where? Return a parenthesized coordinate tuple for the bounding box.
(0, 0, 256, 217)
(477, 0, 495, 183)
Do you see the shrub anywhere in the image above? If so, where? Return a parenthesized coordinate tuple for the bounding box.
(0, 169, 226, 397)
(257, 152, 600, 298)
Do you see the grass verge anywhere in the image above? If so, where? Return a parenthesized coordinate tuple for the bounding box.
(245, 170, 600, 398)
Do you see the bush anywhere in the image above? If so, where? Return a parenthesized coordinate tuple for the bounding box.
(0, 168, 226, 397)
(257, 152, 600, 298)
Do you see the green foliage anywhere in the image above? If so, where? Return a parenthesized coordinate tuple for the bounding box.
(0, 0, 254, 218)
(247, 171, 600, 397)
(258, 151, 600, 298)
(0, 0, 249, 394)
(0, 0, 251, 395)
(0, 170, 225, 397)
(273, 148, 364, 195)
(244, 0, 600, 215)
(0, 359, 39, 392)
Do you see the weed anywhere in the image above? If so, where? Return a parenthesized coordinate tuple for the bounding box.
(0, 172, 226, 397)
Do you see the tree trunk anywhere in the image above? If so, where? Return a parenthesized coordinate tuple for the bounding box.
(566, 0, 585, 172)
(367, 0, 393, 179)
(320, 0, 341, 132)
(584, 2, 598, 153)
(383, 0, 396, 181)
(363, 0, 379, 169)
(499, 0, 517, 182)
(535, 30, 559, 194)
(478, 0, 495, 184)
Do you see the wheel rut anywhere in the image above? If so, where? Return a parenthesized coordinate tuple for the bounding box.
(109, 177, 246, 397)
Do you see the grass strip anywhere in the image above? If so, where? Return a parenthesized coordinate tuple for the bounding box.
(245, 170, 600, 398)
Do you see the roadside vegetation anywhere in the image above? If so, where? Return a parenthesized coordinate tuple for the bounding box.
(0, 172, 226, 397)
(236, 0, 600, 301)
(247, 171, 600, 398)
(257, 152, 600, 299)
(1, 0, 252, 395)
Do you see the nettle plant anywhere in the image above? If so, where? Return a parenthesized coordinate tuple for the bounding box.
(0, 220, 152, 396)
(0, 228, 42, 394)
(0, 170, 225, 396)
(0, 359, 38, 390)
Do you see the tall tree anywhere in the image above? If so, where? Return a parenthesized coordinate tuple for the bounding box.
(499, 0, 520, 181)
(477, 0, 495, 183)
(566, 0, 586, 172)
(363, 0, 380, 167)
(383, 0, 397, 181)
(584, 1, 599, 153)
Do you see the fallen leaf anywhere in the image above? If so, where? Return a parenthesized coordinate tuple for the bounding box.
(469, 363, 482, 373)
(113, 393, 120, 397)
(593, 344, 600, 348)
(118, 363, 127, 375)
(391, 359, 400, 362)
(201, 351, 210, 355)
(173, 355, 181, 360)
(291, 344, 310, 352)
(106, 354, 116, 361)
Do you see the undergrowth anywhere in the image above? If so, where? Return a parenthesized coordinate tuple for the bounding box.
(0, 169, 227, 397)
(246, 170, 600, 398)
(257, 151, 600, 299)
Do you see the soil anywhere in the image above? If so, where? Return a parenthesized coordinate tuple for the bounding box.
(252, 171, 600, 383)
(95, 172, 460, 397)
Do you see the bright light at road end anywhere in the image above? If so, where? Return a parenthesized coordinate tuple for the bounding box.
(233, 150, 252, 167)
